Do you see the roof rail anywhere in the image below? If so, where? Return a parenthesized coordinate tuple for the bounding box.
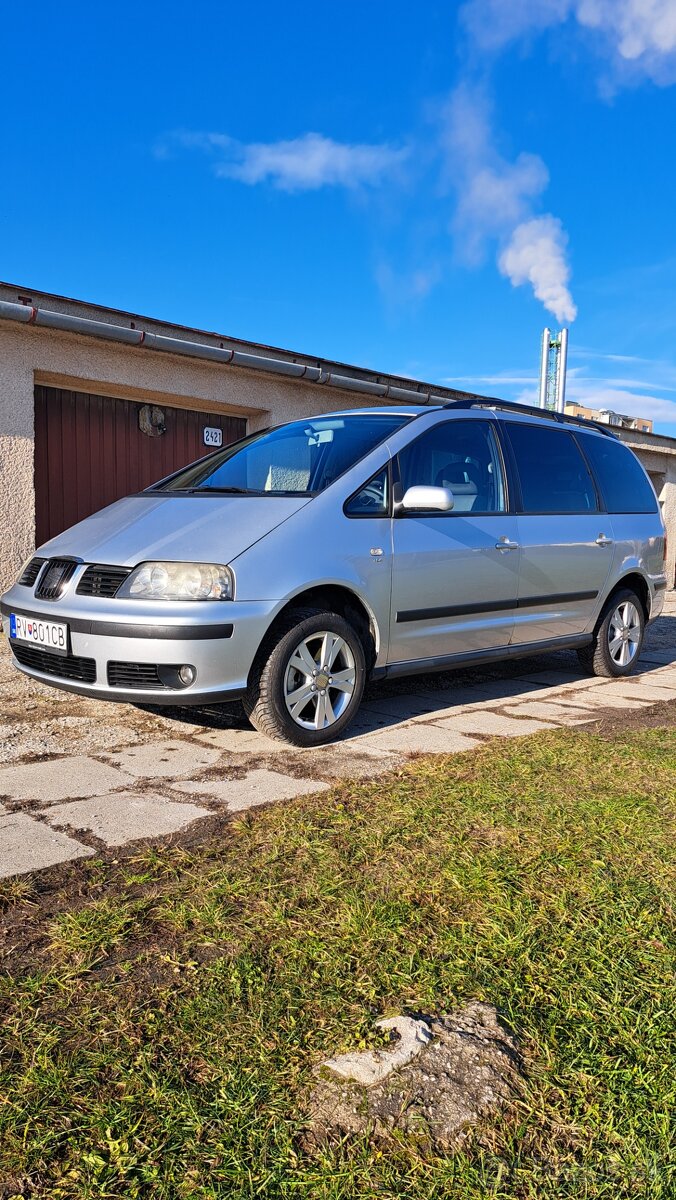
(440, 397, 617, 437)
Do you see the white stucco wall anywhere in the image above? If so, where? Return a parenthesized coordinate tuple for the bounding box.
(621, 431, 676, 588)
(0, 318, 378, 589)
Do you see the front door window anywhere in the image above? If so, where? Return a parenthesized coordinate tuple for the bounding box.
(398, 419, 506, 514)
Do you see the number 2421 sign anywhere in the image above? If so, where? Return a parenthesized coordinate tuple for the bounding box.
(203, 427, 223, 448)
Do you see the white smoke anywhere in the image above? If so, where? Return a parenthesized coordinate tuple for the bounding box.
(444, 86, 577, 321)
(498, 217, 578, 323)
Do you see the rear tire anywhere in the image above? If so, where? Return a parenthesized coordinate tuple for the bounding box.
(577, 587, 645, 678)
(243, 607, 367, 746)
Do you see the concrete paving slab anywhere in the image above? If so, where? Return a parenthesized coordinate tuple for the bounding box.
(433, 712, 556, 737)
(536, 692, 613, 709)
(193, 727, 282, 754)
(427, 679, 555, 709)
(44, 792, 211, 846)
(172, 769, 329, 811)
(605, 682, 676, 703)
(500, 701, 595, 724)
(644, 671, 676, 689)
(0, 756, 134, 803)
(310, 752, 402, 779)
(364, 679, 550, 720)
(567, 688, 651, 710)
(404, 681, 592, 723)
(362, 694, 463, 720)
(640, 649, 676, 665)
(0, 811, 93, 878)
(347, 724, 480, 754)
(629, 673, 676, 692)
(514, 670, 603, 688)
(106, 740, 221, 778)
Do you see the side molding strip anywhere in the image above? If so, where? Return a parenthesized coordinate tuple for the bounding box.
(397, 590, 598, 623)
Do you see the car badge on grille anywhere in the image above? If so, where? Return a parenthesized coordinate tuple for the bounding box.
(35, 558, 78, 600)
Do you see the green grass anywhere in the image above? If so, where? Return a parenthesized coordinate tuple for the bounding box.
(1, 725, 675, 1199)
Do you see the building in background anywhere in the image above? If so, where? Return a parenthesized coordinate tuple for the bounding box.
(565, 401, 653, 435)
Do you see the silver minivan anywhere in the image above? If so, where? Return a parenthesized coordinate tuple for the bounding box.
(1, 401, 667, 745)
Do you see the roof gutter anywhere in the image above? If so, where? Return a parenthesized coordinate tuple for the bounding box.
(0, 299, 448, 406)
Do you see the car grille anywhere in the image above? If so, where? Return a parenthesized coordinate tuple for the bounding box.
(17, 557, 46, 587)
(12, 643, 96, 683)
(107, 661, 168, 690)
(77, 565, 131, 598)
(35, 558, 79, 600)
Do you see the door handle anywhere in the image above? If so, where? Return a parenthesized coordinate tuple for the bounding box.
(595, 535, 613, 547)
(495, 537, 519, 551)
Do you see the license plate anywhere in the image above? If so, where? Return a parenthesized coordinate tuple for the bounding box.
(9, 613, 68, 656)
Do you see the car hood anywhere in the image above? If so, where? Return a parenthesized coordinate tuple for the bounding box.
(37, 493, 311, 566)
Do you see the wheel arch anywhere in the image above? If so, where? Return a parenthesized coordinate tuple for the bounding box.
(251, 583, 380, 677)
(601, 572, 651, 623)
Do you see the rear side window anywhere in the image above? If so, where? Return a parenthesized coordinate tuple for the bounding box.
(578, 434, 658, 514)
(505, 423, 598, 514)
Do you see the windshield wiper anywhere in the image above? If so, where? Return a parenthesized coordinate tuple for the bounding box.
(186, 486, 267, 496)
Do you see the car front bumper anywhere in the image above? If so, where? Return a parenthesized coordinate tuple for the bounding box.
(0, 590, 279, 705)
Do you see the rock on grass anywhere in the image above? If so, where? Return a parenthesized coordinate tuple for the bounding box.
(306, 1002, 523, 1151)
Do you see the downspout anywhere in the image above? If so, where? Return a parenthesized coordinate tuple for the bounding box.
(0, 300, 445, 405)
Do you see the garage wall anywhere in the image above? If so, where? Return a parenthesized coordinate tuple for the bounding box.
(0, 319, 377, 590)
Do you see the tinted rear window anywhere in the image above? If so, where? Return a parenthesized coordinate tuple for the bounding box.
(505, 422, 598, 513)
(578, 434, 658, 513)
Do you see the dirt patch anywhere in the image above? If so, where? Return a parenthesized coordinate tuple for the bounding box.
(305, 1001, 523, 1151)
(585, 696, 676, 735)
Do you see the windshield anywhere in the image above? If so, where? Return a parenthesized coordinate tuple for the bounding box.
(152, 414, 410, 496)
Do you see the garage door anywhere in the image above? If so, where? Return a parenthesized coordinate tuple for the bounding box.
(34, 386, 247, 545)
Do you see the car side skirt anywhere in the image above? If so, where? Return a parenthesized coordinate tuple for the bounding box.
(373, 633, 594, 681)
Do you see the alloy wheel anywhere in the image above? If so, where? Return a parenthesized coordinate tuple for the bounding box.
(283, 631, 357, 731)
(607, 599, 641, 668)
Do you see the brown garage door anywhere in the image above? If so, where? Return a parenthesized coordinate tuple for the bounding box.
(34, 386, 247, 545)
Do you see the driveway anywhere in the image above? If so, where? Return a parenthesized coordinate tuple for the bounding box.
(1, 593, 675, 879)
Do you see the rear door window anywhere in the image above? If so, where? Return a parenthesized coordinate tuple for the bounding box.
(577, 434, 658, 513)
(505, 422, 598, 513)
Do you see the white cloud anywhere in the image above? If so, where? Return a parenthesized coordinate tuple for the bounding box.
(167, 130, 407, 192)
(578, 0, 676, 80)
(567, 380, 676, 423)
(498, 216, 578, 323)
(461, 0, 564, 52)
(443, 86, 576, 321)
(474, 354, 676, 430)
(444, 373, 539, 386)
(461, 0, 676, 84)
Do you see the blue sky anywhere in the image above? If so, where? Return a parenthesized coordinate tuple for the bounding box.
(3, 1, 676, 433)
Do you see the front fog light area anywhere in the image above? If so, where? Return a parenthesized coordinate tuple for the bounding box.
(118, 562, 233, 601)
(157, 664, 197, 689)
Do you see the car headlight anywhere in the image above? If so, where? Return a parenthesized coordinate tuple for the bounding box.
(117, 562, 234, 601)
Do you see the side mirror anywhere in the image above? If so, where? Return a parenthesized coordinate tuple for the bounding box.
(400, 485, 454, 513)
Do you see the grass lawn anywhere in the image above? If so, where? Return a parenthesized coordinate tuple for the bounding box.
(1, 721, 675, 1199)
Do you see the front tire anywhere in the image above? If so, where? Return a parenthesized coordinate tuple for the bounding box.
(243, 607, 367, 746)
(577, 588, 645, 677)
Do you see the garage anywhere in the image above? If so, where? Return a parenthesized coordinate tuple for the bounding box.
(34, 385, 247, 545)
